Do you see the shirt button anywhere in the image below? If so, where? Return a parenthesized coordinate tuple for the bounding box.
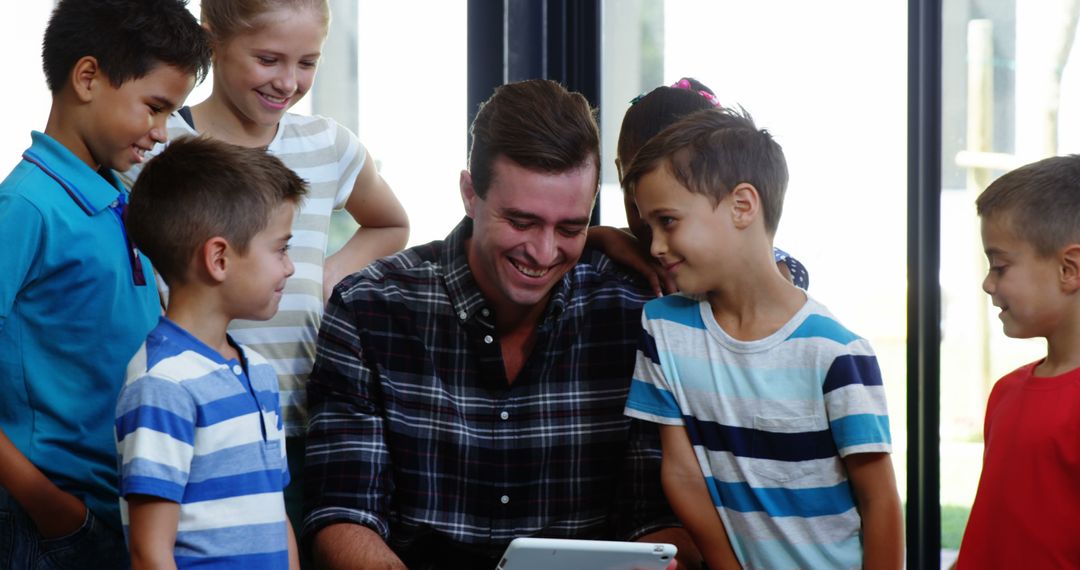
(232, 364, 243, 375)
(500, 495, 510, 504)
(481, 308, 490, 317)
(500, 411, 509, 420)
(483, 334, 494, 344)
(458, 310, 468, 321)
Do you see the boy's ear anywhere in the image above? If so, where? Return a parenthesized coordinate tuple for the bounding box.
(202, 237, 230, 284)
(203, 22, 220, 59)
(459, 170, 477, 218)
(70, 56, 102, 103)
(1059, 244, 1080, 293)
(729, 182, 761, 230)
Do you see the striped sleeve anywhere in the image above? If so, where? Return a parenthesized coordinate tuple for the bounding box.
(116, 373, 197, 502)
(329, 119, 365, 209)
(624, 308, 683, 425)
(822, 338, 892, 456)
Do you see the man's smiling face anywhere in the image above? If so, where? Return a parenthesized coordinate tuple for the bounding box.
(461, 154, 597, 316)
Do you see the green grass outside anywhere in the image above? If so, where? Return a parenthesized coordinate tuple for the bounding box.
(941, 504, 971, 549)
(898, 503, 970, 550)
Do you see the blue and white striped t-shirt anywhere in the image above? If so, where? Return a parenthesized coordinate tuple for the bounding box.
(116, 317, 290, 568)
(624, 294, 891, 570)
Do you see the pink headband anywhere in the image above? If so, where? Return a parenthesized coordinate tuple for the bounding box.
(670, 78, 721, 107)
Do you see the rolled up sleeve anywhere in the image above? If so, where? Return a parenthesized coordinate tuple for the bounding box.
(303, 287, 394, 541)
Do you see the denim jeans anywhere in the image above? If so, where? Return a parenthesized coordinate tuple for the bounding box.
(0, 487, 129, 569)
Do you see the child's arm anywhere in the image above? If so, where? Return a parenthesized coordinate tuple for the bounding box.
(658, 425, 743, 570)
(312, 523, 408, 569)
(323, 149, 409, 300)
(585, 225, 675, 296)
(844, 452, 903, 570)
(637, 527, 703, 570)
(286, 515, 300, 570)
(0, 427, 87, 538)
(126, 494, 180, 570)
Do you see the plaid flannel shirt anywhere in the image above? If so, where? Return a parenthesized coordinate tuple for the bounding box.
(303, 218, 676, 567)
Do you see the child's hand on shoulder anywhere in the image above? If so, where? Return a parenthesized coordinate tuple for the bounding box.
(586, 225, 676, 297)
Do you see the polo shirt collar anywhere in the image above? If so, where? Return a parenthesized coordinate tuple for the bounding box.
(149, 317, 248, 370)
(441, 217, 572, 325)
(23, 131, 125, 216)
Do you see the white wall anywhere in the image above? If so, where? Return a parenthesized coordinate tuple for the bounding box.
(0, 4, 54, 176)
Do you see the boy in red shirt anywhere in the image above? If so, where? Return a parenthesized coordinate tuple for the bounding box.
(957, 155, 1080, 568)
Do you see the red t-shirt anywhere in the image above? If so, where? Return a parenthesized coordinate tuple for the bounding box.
(957, 361, 1080, 568)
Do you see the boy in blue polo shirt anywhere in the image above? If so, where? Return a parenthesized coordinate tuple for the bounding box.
(0, 1, 209, 566)
(115, 136, 307, 568)
(621, 108, 903, 570)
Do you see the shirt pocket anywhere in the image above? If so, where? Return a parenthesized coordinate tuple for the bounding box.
(749, 414, 818, 484)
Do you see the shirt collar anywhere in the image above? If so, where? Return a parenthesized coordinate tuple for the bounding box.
(23, 131, 126, 216)
(150, 316, 247, 369)
(440, 217, 572, 326)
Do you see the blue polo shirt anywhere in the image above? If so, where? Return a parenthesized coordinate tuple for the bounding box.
(0, 131, 160, 531)
(116, 318, 290, 568)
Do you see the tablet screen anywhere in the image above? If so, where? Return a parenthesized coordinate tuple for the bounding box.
(496, 537, 676, 570)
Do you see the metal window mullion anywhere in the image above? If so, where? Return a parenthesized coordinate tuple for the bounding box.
(907, 0, 943, 567)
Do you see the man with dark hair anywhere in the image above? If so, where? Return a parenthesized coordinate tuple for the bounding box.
(304, 79, 692, 569)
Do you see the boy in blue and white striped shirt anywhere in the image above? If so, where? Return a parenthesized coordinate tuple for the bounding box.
(115, 136, 307, 569)
(621, 108, 902, 570)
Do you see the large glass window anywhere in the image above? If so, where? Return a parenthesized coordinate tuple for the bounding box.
(0, 4, 54, 176)
(348, 2, 467, 249)
(939, 0, 1080, 563)
(601, 0, 910, 539)
(19, 2, 1079, 565)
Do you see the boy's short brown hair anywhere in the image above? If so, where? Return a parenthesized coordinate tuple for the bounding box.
(468, 79, 600, 198)
(622, 107, 789, 235)
(127, 136, 308, 285)
(976, 154, 1080, 256)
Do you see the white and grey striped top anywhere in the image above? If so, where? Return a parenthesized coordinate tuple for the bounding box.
(122, 110, 365, 436)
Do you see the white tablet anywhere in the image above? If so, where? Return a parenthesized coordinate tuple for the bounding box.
(496, 537, 676, 570)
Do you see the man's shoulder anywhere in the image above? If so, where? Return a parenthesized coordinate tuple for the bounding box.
(336, 239, 448, 299)
(356, 239, 445, 278)
(571, 247, 653, 299)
